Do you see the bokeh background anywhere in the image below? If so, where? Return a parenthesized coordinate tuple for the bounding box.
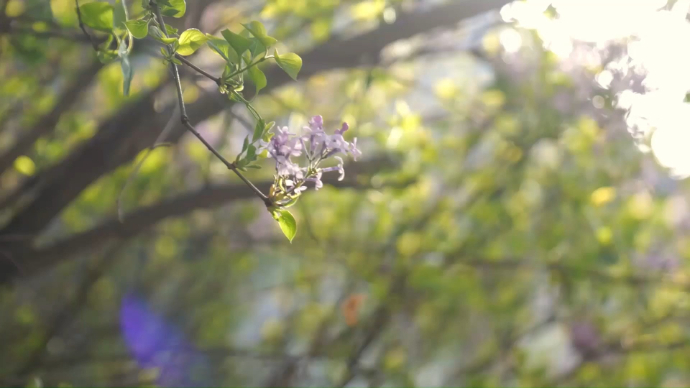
(3, 0, 690, 386)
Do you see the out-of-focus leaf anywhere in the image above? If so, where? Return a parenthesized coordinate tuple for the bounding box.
(79, 2, 114, 32)
(125, 19, 149, 39)
(157, 0, 185, 18)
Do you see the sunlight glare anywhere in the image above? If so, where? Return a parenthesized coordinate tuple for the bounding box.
(503, 0, 690, 179)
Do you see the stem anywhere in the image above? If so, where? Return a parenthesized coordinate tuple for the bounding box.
(149, 0, 270, 205)
(174, 54, 221, 85)
(226, 55, 271, 80)
(231, 90, 261, 120)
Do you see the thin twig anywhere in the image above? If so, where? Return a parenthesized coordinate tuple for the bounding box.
(150, 0, 270, 205)
(75, 0, 100, 51)
(174, 54, 221, 85)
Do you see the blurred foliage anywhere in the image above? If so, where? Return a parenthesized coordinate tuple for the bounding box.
(3, 0, 690, 387)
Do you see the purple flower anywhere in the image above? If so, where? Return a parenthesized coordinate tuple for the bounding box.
(305, 170, 324, 190)
(350, 138, 362, 161)
(322, 156, 345, 181)
(264, 115, 361, 198)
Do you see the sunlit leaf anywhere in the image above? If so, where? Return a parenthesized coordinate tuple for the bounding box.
(271, 208, 297, 242)
(221, 29, 251, 56)
(149, 26, 177, 44)
(207, 38, 239, 63)
(78, 2, 114, 32)
(176, 28, 207, 56)
(124, 19, 149, 39)
(165, 24, 178, 36)
(248, 65, 267, 95)
(112, 0, 127, 31)
(274, 50, 302, 80)
(157, 0, 185, 18)
(242, 21, 277, 48)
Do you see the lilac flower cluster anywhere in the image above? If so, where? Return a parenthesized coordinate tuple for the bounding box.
(260, 115, 361, 199)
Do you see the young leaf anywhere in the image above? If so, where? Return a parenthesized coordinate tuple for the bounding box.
(124, 19, 149, 39)
(246, 144, 256, 161)
(242, 21, 278, 48)
(119, 39, 133, 96)
(243, 21, 267, 36)
(241, 136, 249, 152)
(158, 0, 186, 18)
(273, 209, 297, 243)
(113, 0, 127, 31)
(274, 50, 302, 80)
(248, 65, 267, 96)
(97, 50, 118, 63)
(121, 54, 133, 96)
(248, 39, 264, 59)
(252, 119, 265, 143)
(176, 28, 207, 56)
(149, 26, 177, 44)
(221, 29, 251, 56)
(207, 38, 239, 63)
(165, 25, 178, 36)
(79, 2, 114, 32)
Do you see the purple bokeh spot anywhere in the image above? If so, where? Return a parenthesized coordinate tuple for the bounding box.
(119, 293, 213, 387)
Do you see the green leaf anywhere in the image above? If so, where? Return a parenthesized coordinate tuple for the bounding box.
(176, 28, 207, 56)
(158, 0, 185, 17)
(113, 0, 127, 31)
(241, 136, 249, 152)
(79, 2, 114, 32)
(97, 50, 118, 63)
(149, 26, 177, 44)
(124, 19, 149, 39)
(119, 39, 133, 96)
(274, 50, 302, 80)
(248, 65, 267, 95)
(246, 144, 256, 161)
(272, 209, 297, 243)
(121, 55, 133, 96)
(252, 119, 265, 142)
(207, 38, 239, 63)
(242, 21, 277, 48)
(221, 29, 252, 56)
(165, 24, 178, 36)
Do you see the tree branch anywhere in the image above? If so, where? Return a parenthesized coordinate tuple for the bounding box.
(174, 54, 221, 85)
(0, 60, 102, 177)
(0, 0, 511, 285)
(17, 157, 400, 280)
(10, 245, 123, 381)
